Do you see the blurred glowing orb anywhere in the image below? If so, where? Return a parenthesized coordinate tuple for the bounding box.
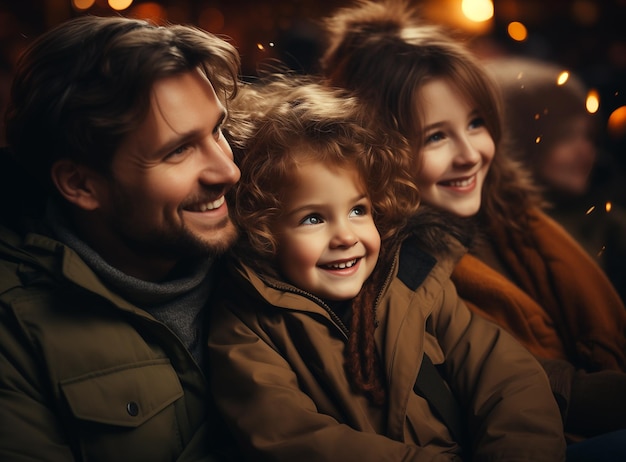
(128, 2, 166, 23)
(73, 0, 95, 10)
(507, 22, 527, 42)
(557, 71, 569, 85)
(109, 0, 133, 10)
(586, 89, 600, 114)
(461, 0, 494, 22)
(572, 0, 599, 26)
(608, 106, 626, 138)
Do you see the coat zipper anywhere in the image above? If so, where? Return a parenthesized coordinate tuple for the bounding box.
(262, 254, 399, 338)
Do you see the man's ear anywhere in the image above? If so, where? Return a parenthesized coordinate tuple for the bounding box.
(50, 159, 105, 211)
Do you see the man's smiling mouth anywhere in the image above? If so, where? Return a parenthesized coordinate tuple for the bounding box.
(186, 196, 225, 212)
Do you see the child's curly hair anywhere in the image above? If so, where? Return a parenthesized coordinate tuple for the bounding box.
(228, 75, 420, 275)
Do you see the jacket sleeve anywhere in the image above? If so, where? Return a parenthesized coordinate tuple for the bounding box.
(0, 302, 76, 461)
(430, 279, 566, 462)
(208, 301, 460, 462)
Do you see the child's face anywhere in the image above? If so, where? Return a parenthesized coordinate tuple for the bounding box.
(273, 160, 381, 301)
(539, 115, 596, 196)
(415, 79, 495, 217)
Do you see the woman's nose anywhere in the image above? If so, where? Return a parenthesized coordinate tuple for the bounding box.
(454, 136, 482, 166)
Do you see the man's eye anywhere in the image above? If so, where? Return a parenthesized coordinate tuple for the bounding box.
(214, 127, 224, 141)
(167, 144, 191, 158)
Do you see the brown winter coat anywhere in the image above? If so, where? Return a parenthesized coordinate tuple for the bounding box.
(208, 219, 566, 462)
(452, 207, 626, 372)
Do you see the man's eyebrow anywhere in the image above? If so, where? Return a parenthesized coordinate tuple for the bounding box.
(154, 109, 227, 158)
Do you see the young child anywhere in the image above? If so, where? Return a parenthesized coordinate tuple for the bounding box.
(320, 0, 626, 449)
(486, 56, 626, 303)
(208, 77, 565, 461)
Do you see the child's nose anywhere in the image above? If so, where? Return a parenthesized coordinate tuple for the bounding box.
(330, 222, 358, 248)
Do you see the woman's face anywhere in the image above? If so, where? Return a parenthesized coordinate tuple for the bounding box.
(415, 79, 496, 217)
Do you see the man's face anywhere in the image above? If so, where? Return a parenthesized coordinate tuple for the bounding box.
(93, 69, 240, 280)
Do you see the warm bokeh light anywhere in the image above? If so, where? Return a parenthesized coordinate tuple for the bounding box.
(257, 43, 265, 51)
(606, 201, 612, 212)
(72, 0, 95, 11)
(423, 0, 493, 34)
(608, 106, 626, 138)
(461, 0, 494, 22)
(572, 0, 599, 26)
(199, 7, 225, 33)
(586, 89, 600, 114)
(507, 21, 528, 42)
(127, 2, 167, 23)
(535, 136, 542, 144)
(556, 71, 569, 85)
(586, 206, 595, 215)
(108, 0, 133, 11)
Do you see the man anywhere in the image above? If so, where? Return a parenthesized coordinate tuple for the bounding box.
(0, 15, 242, 461)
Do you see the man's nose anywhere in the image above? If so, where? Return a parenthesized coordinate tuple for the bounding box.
(199, 141, 241, 186)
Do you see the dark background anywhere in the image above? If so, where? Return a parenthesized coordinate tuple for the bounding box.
(1, 0, 625, 180)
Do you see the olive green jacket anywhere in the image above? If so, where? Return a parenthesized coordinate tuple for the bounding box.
(0, 224, 236, 462)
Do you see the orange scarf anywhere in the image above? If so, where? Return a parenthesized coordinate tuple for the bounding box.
(452, 208, 626, 372)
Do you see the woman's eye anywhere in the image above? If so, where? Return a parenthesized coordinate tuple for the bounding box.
(425, 131, 444, 145)
(469, 117, 486, 130)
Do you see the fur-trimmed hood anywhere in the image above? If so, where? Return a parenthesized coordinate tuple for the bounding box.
(388, 205, 478, 263)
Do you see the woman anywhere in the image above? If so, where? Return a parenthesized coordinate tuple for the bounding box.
(320, 0, 626, 446)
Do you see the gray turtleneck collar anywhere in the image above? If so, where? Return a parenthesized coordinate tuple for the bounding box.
(45, 199, 214, 371)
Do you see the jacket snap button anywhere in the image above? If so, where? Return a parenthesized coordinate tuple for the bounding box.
(126, 401, 139, 416)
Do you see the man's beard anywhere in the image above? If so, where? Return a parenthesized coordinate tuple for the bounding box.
(116, 215, 239, 262)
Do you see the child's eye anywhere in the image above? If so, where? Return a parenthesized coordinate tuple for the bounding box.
(301, 215, 323, 226)
(349, 205, 368, 217)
